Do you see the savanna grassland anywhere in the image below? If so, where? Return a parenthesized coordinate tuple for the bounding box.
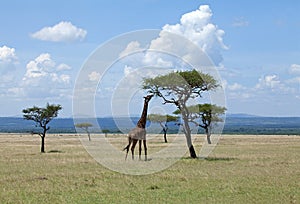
(0, 133, 299, 204)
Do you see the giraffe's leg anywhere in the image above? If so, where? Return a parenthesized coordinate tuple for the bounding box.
(131, 139, 138, 160)
(138, 140, 142, 160)
(143, 140, 147, 161)
(124, 137, 132, 160)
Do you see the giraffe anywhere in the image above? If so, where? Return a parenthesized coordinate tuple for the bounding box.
(123, 94, 153, 161)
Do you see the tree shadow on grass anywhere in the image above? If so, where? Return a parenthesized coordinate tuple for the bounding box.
(203, 157, 237, 161)
(48, 150, 64, 153)
(181, 157, 237, 161)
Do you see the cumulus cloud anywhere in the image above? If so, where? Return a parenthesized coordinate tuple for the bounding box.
(23, 53, 71, 86)
(160, 5, 227, 65)
(227, 82, 246, 91)
(142, 51, 173, 68)
(124, 65, 135, 76)
(0, 46, 19, 93)
(24, 53, 54, 79)
(120, 4, 227, 78)
(31, 21, 87, 42)
(0, 45, 17, 63)
(88, 71, 101, 81)
(121, 63, 173, 94)
(223, 71, 300, 102)
(119, 41, 142, 58)
(256, 75, 281, 90)
(18, 53, 72, 99)
(221, 80, 250, 99)
(255, 75, 295, 94)
(289, 64, 300, 75)
(57, 63, 71, 71)
(50, 73, 71, 84)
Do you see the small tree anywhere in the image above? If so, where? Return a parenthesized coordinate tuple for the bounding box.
(102, 129, 110, 137)
(147, 114, 179, 143)
(174, 104, 226, 144)
(75, 123, 93, 141)
(143, 69, 218, 158)
(22, 103, 62, 153)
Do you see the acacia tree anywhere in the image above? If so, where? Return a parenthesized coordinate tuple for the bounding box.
(143, 69, 218, 158)
(75, 123, 93, 141)
(102, 129, 110, 137)
(147, 114, 179, 143)
(22, 103, 62, 153)
(174, 104, 226, 144)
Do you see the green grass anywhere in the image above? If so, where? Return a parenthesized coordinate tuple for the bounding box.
(0, 134, 299, 203)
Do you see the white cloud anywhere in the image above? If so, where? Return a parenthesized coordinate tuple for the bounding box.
(232, 17, 249, 27)
(287, 77, 300, 84)
(0, 46, 18, 92)
(222, 71, 300, 103)
(31, 21, 87, 42)
(256, 75, 281, 89)
(0, 45, 17, 63)
(160, 5, 227, 65)
(49, 73, 70, 84)
(142, 51, 173, 68)
(124, 65, 135, 76)
(289, 64, 300, 75)
(22, 53, 71, 86)
(228, 82, 245, 91)
(59, 74, 71, 83)
(57, 63, 71, 71)
(116, 5, 228, 106)
(122, 65, 169, 89)
(119, 41, 142, 58)
(254, 74, 296, 94)
(23, 53, 54, 79)
(120, 4, 227, 78)
(7, 87, 24, 96)
(88, 71, 101, 81)
(1, 52, 72, 99)
(222, 80, 250, 99)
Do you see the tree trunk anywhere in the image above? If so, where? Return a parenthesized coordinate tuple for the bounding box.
(205, 128, 212, 144)
(163, 129, 168, 143)
(182, 115, 197, 158)
(160, 123, 168, 143)
(87, 132, 91, 141)
(41, 127, 47, 153)
(189, 145, 197, 158)
(41, 135, 45, 153)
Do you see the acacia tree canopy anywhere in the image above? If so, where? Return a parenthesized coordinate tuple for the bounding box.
(147, 114, 179, 143)
(75, 123, 93, 141)
(75, 123, 93, 129)
(147, 114, 179, 123)
(143, 69, 218, 105)
(23, 104, 62, 128)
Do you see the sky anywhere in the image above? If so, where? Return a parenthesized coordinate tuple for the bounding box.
(1, 0, 300, 117)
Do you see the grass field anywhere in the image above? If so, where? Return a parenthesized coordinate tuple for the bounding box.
(0, 133, 299, 204)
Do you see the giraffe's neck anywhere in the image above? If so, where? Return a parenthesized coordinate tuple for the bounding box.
(136, 100, 149, 129)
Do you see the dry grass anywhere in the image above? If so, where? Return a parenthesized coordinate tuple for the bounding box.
(0, 133, 299, 203)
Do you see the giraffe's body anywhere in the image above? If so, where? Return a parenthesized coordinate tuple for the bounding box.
(124, 94, 153, 161)
(128, 127, 146, 140)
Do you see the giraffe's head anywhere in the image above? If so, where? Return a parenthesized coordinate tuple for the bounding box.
(144, 94, 154, 103)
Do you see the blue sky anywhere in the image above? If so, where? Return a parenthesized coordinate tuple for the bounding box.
(1, 0, 300, 117)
